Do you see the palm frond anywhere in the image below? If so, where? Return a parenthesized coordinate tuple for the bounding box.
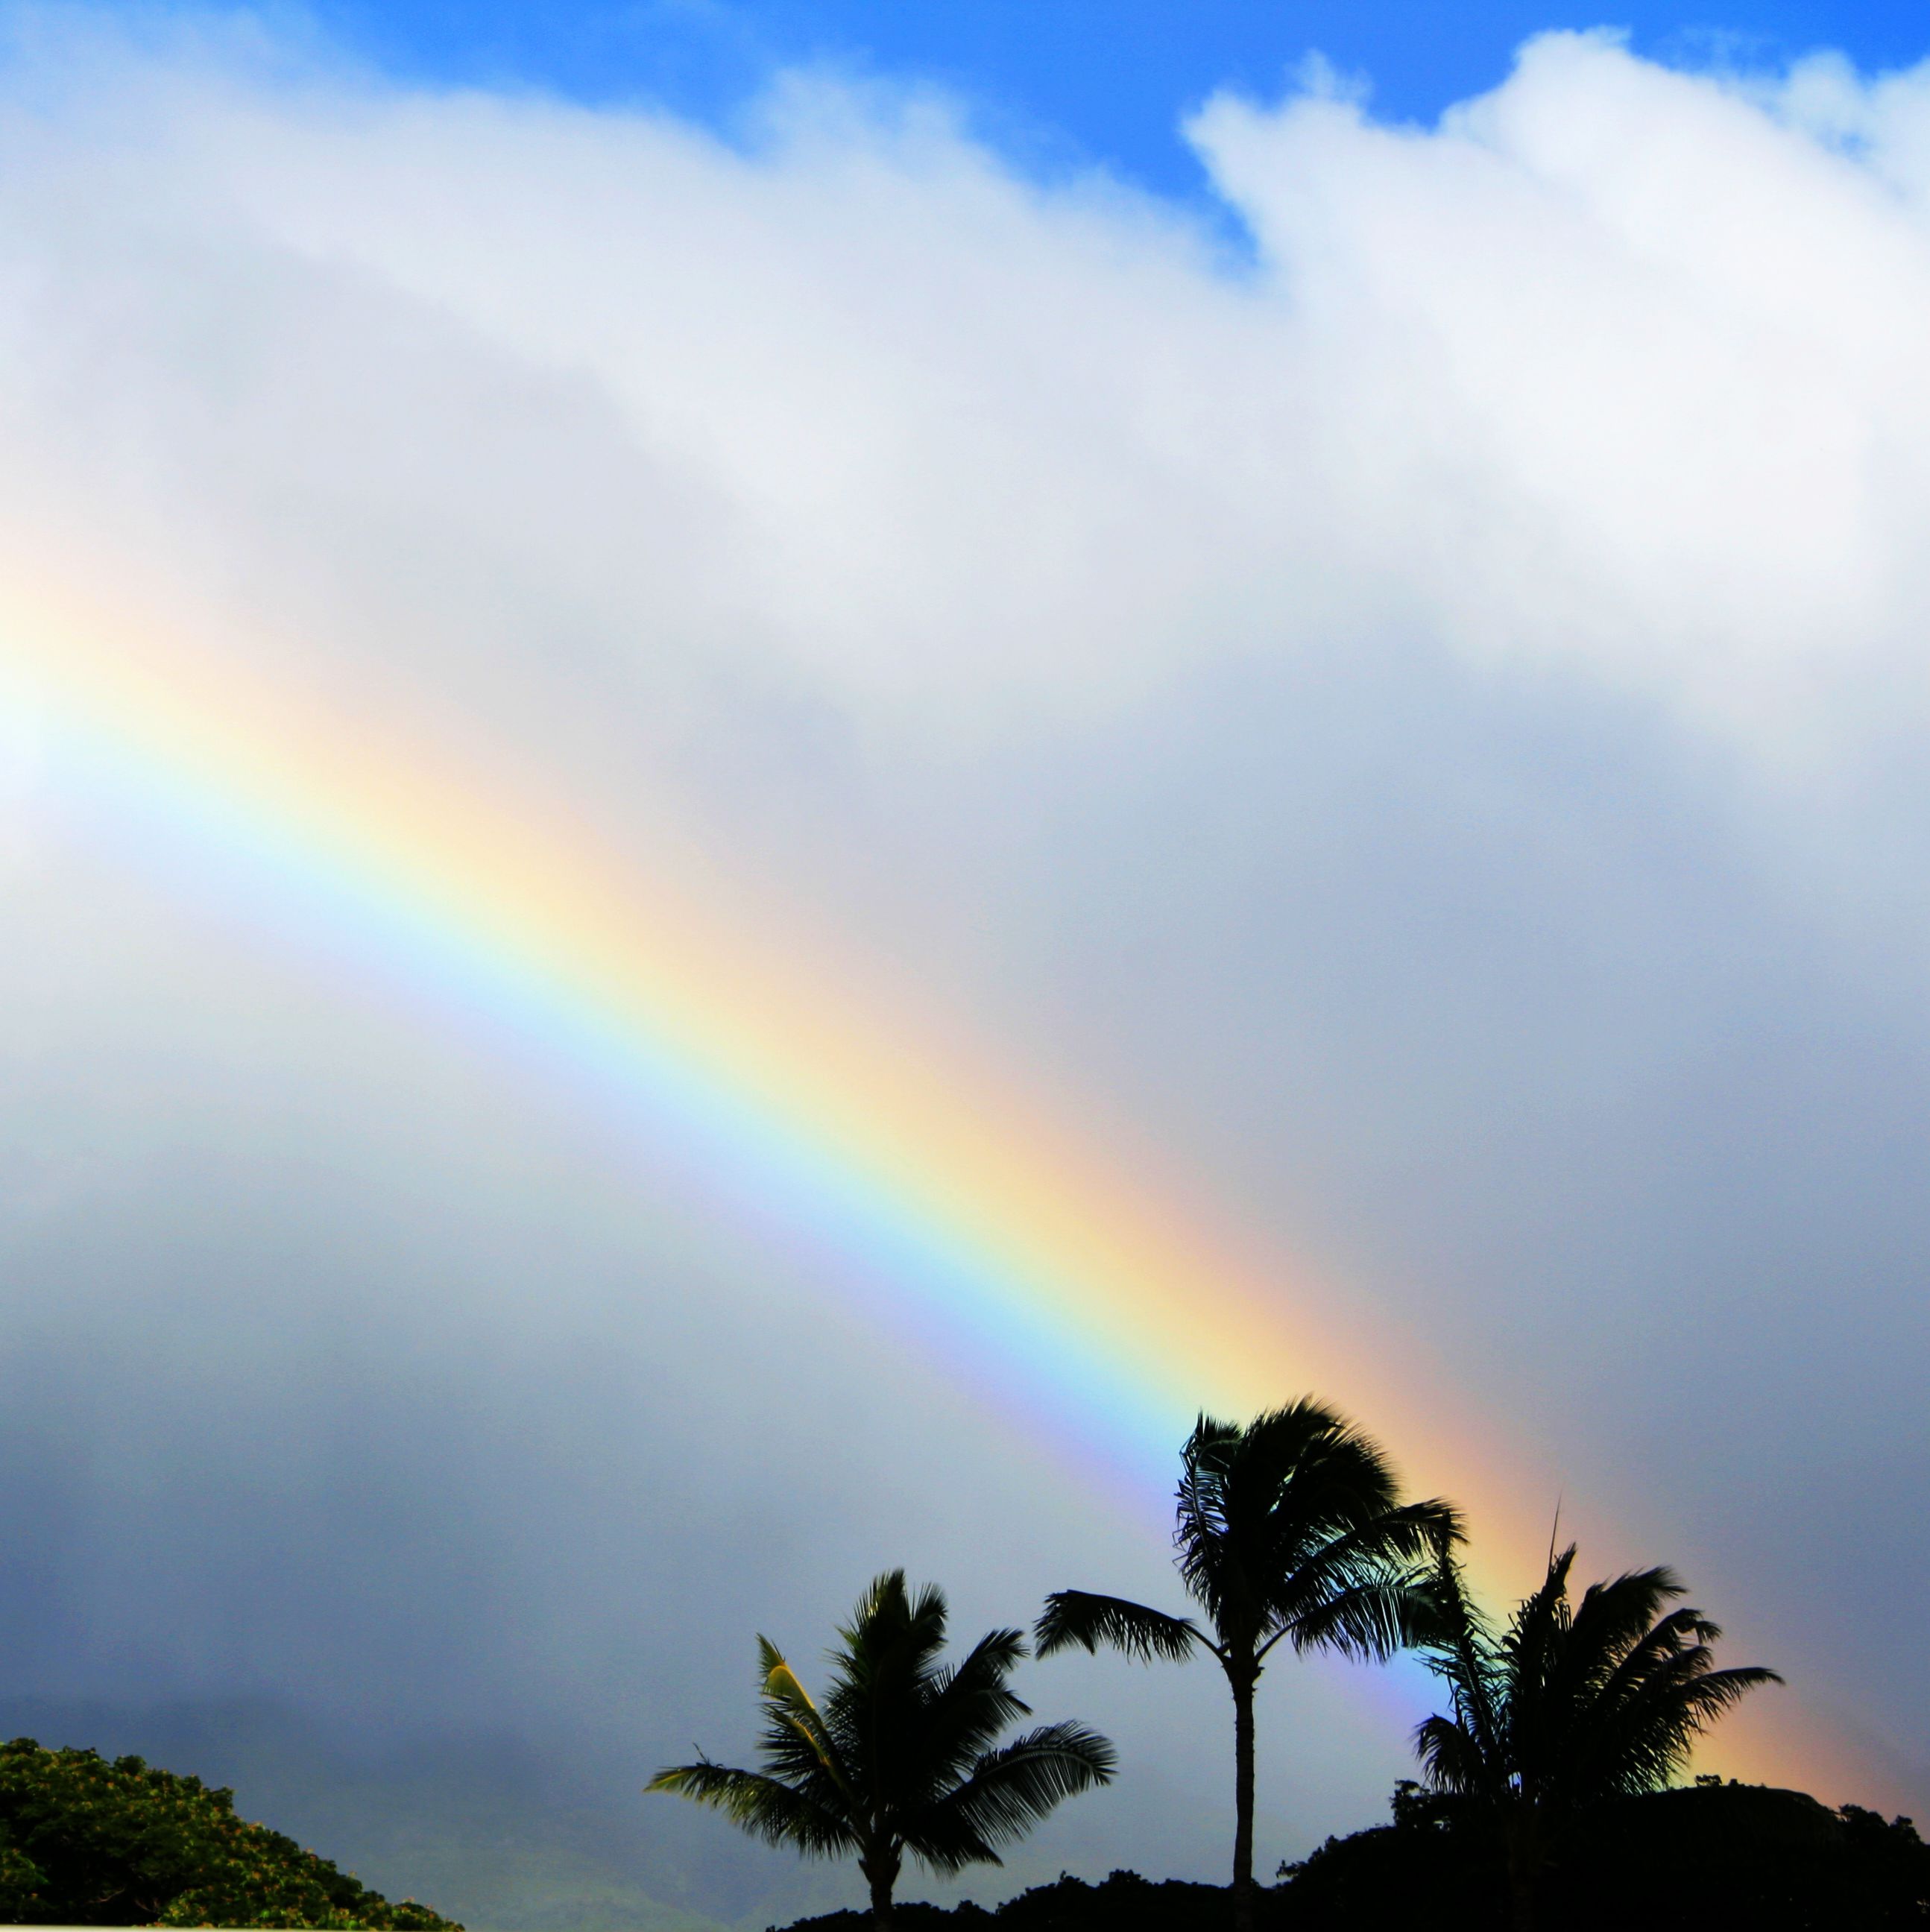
(907, 1723, 1117, 1874)
(1413, 1544, 1497, 1667)
(1557, 1568, 1689, 1707)
(914, 1629, 1037, 1791)
(1277, 1499, 1462, 1595)
(1413, 1713, 1500, 1805)
(645, 1761, 860, 1857)
(1034, 1591, 1204, 1664)
(1413, 1538, 1780, 1846)
(1580, 1649, 1785, 1797)
(1281, 1574, 1434, 1662)
(749, 1636, 861, 1805)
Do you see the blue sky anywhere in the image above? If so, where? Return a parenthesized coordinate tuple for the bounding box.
(283, 0, 1928, 192)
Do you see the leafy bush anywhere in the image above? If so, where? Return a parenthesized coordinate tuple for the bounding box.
(0, 1737, 461, 1928)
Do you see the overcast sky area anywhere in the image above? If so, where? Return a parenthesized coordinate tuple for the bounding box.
(3, 3, 1930, 1925)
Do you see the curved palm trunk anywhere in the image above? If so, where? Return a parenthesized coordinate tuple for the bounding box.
(1229, 1671, 1258, 1932)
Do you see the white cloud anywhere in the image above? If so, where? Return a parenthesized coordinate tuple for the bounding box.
(1191, 34, 1930, 751)
(0, 23, 1921, 757)
(0, 20, 1914, 760)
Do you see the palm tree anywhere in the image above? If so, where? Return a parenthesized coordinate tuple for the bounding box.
(649, 1570, 1115, 1931)
(1413, 1541, 1782, 1932)
(1035, 1401, 1459, 1932)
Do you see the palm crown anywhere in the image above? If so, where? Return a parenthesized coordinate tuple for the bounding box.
(649, 1570, 1114, 1930)
(1415, 1542, 1782, 1931)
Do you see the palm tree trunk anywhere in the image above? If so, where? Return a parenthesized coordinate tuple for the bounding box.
(1507, 1865, 1533, 1932)
(860, 1848, 898, 1932)
(1504, 1822, 1536, 1932)
(1231, 1673, 1258, 1932)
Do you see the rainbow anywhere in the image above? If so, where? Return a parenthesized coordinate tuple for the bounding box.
(0, 559, 1873, 1805)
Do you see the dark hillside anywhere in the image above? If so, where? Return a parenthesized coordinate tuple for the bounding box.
(771, 1871, 1235, 1932)
(1284, 1779, 1930, 1929)
(775, 1782, 1930, 1932)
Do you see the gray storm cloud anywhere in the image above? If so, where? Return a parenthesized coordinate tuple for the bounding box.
(1, 13, 1929, 1923)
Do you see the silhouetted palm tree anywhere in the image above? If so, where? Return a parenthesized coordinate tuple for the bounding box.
(649, 1570, 1114, 1931)
(1035, 1401, 1458, 1932)
(1414, 1542, 1782, 1932)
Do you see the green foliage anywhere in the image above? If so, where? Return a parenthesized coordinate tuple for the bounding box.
(0, 1737, 462, 1928)
(650, 1571, 1114, 1928)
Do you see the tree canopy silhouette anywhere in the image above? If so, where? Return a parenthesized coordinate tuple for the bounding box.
(0, 1737, 458, 1928)
(649, 1570, 1114, 1931)
(1413, 1541, 1782, 1932)
(1035, 1400, 1457, 1932)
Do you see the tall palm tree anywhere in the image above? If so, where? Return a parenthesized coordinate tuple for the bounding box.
(1413, 1541, 1782, 1932)
(649, 1570, 1114, 1931)
(1035, 1401, 1458, 1932)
